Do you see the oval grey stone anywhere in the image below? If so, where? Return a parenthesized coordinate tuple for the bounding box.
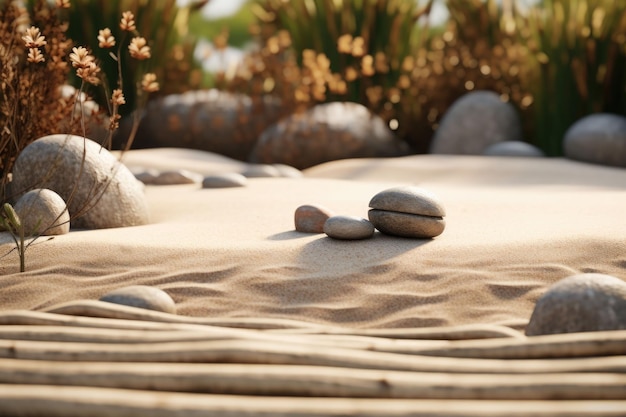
(242, 164, 282, 178)
(153, 169, 203, 185)
(202, 173, 248, 188)
(368, 209, 445, 238)
(273, 164, 303, 178)
(563, 113, 626, 167)
(295, 204, 335, 233)
(12, 188, 70, 236)
(526, 273, 626, 336)
(133, 168, 160, 185)
(323, 215, 374, 240)
(100, 285, 176, 314)
(369, 186, 445, 217)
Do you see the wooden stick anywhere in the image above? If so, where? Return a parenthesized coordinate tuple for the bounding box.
(0, 385, 625, 417)
(1, 359, 625, 400)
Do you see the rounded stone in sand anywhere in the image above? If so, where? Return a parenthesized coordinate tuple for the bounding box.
(324, 215, 374, 240)
(153, 169, 203, 185)
(368, 186, 446, 238)
(202, 173, 248, 188)
(526, 273, 626, 336)
(295, 204, 335, 233)
(100, 285, 176, 314)
(12, 188, 70, 236)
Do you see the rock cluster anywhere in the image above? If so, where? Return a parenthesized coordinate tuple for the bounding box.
(295, 186, 446, 240)
(250, 102, 409, 169)
(526, 273, 626, 336)
(100, 285, 176, 314)
(11, 135, 149, 230)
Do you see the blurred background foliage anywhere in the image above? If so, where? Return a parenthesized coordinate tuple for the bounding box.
(59, 0, 626, 155)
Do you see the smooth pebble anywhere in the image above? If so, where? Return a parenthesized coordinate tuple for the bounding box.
(202, 173, 248, 188)
(295, 204, 335, 233)
(324, 215, 374, 240)
(100, 285, 176, 314)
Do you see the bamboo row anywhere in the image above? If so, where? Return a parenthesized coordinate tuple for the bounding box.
(0, 385, 625, 417)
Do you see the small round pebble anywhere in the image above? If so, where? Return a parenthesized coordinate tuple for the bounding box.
(12, 188, 70, 236)
(295, 204, 335, 233)
(202, 173, 248, 188)
(273, 164, 304, 178)
(526, 273, 626, 336)
(483, 141, 545, 157)
(133, 168, 160, 185)
(152, 169, 203, 185)
(323, 215, 375, 240)
(99, 285, 176, 314)
(242, 164, 282, 178)
(368, 186, 446, 238)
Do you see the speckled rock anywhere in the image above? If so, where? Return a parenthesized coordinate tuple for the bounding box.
(12, 189, 69, 236)
(563, 113, 626, 167)
(152, 169, 203, 185)
(324, 215, 375, 240)
(483, 141, 545, 157)
(295, 204, 335, 233)
(128, 89, 286, 161)
(368, 186, 445, 238)
(430, 91, 523, 154)
(100, 285, 176, 314)
(526, 273, 626, 336)
(10, 135, 149, 229)
(250, 102, 409, 170)
(202, 173, 248, 188)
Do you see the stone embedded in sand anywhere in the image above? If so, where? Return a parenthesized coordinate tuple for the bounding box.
(273, 164, 304, 178)
(132, 168, 160, 185)
(295, 204, 335, 233)
(202, 173, 248, 188)
(152, 169, 203, 185)
(242, 164, 283, 178)
(526, 273, 626, 336)
(250, 101, 409, 170)
(563, 113, 626, 167)
(483, 141, 545, 157)
(12, 188, 70, 236)
(100, 285, 176, 314)
(10, 135, 149, 229)
(430, 91, 523, 155)
(324, 215, 375, 240)
(368, 186, 445, 238)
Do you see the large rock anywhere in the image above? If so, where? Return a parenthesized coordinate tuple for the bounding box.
(128, 90, 286, 161)
(12, 188, 70, 236)
(11, 135, 149, 229)
(526, 273, 626, 336)
(430, 91, 523, 154)
(250, 102, 409, 169)
(563, 113, 626, 167)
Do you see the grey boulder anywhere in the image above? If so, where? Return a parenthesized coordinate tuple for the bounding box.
(430, 91, 523, 155)
(526, 273, 626, 336)
(563, 113, 626, 167)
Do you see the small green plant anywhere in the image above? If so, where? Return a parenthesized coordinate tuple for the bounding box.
(0, 203, 25, 272)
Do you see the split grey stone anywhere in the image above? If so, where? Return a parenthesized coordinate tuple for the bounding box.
(526, 273, 626, 336)
(368, 186, 445, 238)
(202, 173, 248, 188)
(483, 141, 545, 157)
(295, 204, 335, 233)
(430, 91, 523, 154)
(12, 188, 69, 236)
(563, 113, 626, 167)
(324, 215, 374, 240)
(11, 135, 149, 229)
(152, 169, 203, 185)
(100, 285, 176, 314)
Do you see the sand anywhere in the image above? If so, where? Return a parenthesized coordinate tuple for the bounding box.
(0, 149, 625, 415)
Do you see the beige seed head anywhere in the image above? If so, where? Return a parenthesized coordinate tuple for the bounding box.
(27, 48, 45, 63)
(111, 89, 125, 105)
(55, 0, 70, 8)
(22, 26, 47, 48)
(120, 11, 136, 32)
(98, 28, 115, 48)
(128, 37, 151, 60)
(141, 73, 159, 93)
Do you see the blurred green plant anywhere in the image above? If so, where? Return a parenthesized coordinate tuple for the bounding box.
(524, 0, 626, 155)
(63, 0, 207, 117)
(189, 0, 255, 48)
